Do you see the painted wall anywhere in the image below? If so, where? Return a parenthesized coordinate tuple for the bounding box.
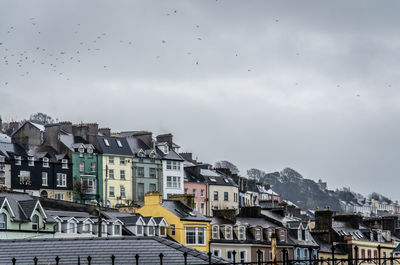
(162, 160, 184, 199)
(102, 154, 133, 207)
(208, 185, 239, 216)
(133, 157, 162, 203)
(184, 182, 207, 215)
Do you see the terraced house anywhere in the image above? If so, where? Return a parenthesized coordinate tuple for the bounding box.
(122, 131, 163, 204)
(0, 193, 56, 239)
(96, 135, 134, 207)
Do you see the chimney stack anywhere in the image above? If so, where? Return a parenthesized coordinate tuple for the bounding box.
(156, 133, 173, 148)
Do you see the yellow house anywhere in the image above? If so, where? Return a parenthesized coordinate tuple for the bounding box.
(97, 136, 134, 207)
(137, 192, 211, 253)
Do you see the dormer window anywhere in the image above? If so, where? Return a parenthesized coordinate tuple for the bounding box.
(82, 223, 92, 234)
(116, 139, 123, 148)
(32, 215, 39, 231)
(305, 230, 309, 241)
(150, 150, 156, 158)
(255, 228, 261, 241)
(114, 224, 122, 235)
(28, 156, 34, 166)
(239, 226, 245, 240)
(137, 224, 143, 235)
(62, 159, 68, 169)
(268, 229, 272, 241)
(138, 150, 145, 157)
(0, 156, 4, 163)
(225, 226, 232, 239)
(298, 228, 302, 240)
(212, 225, 219, 239)
(78, 146, 84, 156)
(15, 156, 21, 165)
(42, 157, 49, 167)
(148, 225, 155, 236)
(102, 223, 107, 235)
(0, 213, 6, 229)
(87, 146, 93, 154)
(280, 230, 286, 242)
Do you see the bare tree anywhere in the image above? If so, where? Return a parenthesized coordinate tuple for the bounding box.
(19, 175, 31, 193)
(73, 180, 90, 204)
(29, 112, 54, 125)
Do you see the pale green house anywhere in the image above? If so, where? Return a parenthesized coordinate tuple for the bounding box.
(0, 193, 56, 239)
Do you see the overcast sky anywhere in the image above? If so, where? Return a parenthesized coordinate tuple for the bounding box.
(1, 0, 400, 199)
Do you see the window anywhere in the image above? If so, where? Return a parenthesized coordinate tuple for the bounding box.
(227, 250, 234, 262)
(280, 230, 286, 242)
(137, 167, 144, 177)
(102, 223, 107, 234)
(82, 223, 91, 233)
(120, 170, 125, 180)
(149, 168, 156, 178)
(56, 173, 67, 187)
(78, 146, 84, 155)
(116, 140, 123, 148)
(184, 188, 188, 194)
(368, 250, 371, 263)
(361, 249, 366, 259)
(256, 228, 261, 240)
(68, 222, 76, 233)
(212, 225, 219, 239)
(80, 162, 85, 172)
(225, 226, 232, 239)
(109, 169, 114, 179)
(305, 230, 309, 241)
(201, 189, 205, 197)
(0, 156, 4, 163)
(42, 172, 48, 186)
(305, 249, 309, 260)
(160, 226, 166, 236)
(213, 249, 221, 257)
(166, 176, 181, 188)
(109, 186, 115, 197)
(193, 189, 197, 197)
(240, 251, 247, 263)
(90, 162, 96, 172)
(42, 157, 49, 167)
(234, 193, 238, 202)
(166, 161, 172, 169)
(224, 192, 229, 201)
(82, 178, 95, 190)
(239, 226, 245, 240)
(194, 202, 197, 210)
(87, 146, 93, 154)
(172, 161, 180, 170)
(296, 248, 301, 261)
(55, 193, 64, 200)
(28, 156, 34, 166)
(298, 229, 302, 240)
(109, 156, 114, 164)
(0, 213, 6, 229)
(120, 186, 126, 198)
(119, 157, 125, 165)
(137, 225, 143, 235)
(32, 215, 39, 231)
(200, 203, 205, 214)
(214, 191, 218, 201)
(15, 156, 21, 165)
(104, 138, 110, 146)
(185, 227, 205, 245)
(171, 225, 175, 236)
(268, 229, 272, 241)
(114, 224, 121, 235)
(138, 183, 144, 201)
(62, 159, 68, 169)
(19, 171, 31, 185)
(149, 183, 156, 192)
(148, 226, 155, 236)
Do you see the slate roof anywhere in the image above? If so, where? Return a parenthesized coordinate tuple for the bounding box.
(155, 146, 184, 161)
(96, 136, 134, 156)
(332, 221, 367, 240)
(118, 215, 142, 225)
(0, 193, 48, 222)
(0, 133, 11, 143)
(162, 200, 211, 222)
(10, 121, 44, 136)
(126, 137, 161, 158)
(200, 169, 237, 187)
(287, 229, 319, 248)
(0, 142, 25, 159)
(0, 237, 227, 265)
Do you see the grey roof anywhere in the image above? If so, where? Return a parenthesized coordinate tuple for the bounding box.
(96, 136, 134, 156)
(162, 200, 211, 222)
(0, 237, 227, 265)
(0, 142, 25, 159)
(235, 217, 277, 228)
(47, 210, 95, 219)
(332, 221, 367, 240)
(118, 215, 142, 225)
(153, 217, 166, 225)
(10, 121, 44, 136)
(0, 133, 11, 143)
(126, 137, 161, 159)
(287, 230, 319, 248)
(186, 168, 237, 187)
(156, 146, 184, 161)
(0, 193, 45, 222)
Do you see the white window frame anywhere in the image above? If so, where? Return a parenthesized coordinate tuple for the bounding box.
(15, 156, 21, 165)
(104, 138, 110, 146)
(185, 227, 206, 246)
(109, 186, 115, 197)
(280, 229, 286, 242)
(80, 162, 85, 172)
(225, 226, 232, 239)
(226, 250, 234, 262)
(55, 193, 64, 200)
(109, 156, 114, 164)
(82, 222, 92, 234)
(42, 172, 48, 186)
(62, 159, 68, 169)
(240, 250, 247, 263)
(200, 202, 205, 214)
(201, 189, 205, 197)
(212, 225, 219, 239)
(56, 173, 67, 187)
(116, 139, 123, 148)
(109, 169, 114, 179)
(28, 156, 34, 166)
(239, 226, 245, 240)
(114, 224, 122, 235)
(119, 157, 125, 165)
(120, 170, 125, 180)
(120, 185, 126, 198)
(42, 157, 49, 167)
(256, 228, 261, 240)
(166, 161, 172, 170)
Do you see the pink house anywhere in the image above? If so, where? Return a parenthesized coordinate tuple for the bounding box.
(184, 181, 208, 216)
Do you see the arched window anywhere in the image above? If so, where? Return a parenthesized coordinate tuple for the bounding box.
(32, 215, 39, 231)
(0, 213, 6, 229)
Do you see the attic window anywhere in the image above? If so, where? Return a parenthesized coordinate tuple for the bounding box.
(239, 226, 245, 240)
(0, 156, 4, 163)
(223, 178, 229, 184)
(225, 226, 232, 239)
(42, 157, 49, 167)
(104, 139, 110, 146)
(116, 140, 123, 148)
(87, 146, 93, 154)
(209, 177, 217, 183)
(78, 146, 84, 154)
(255, 228, 261, 240)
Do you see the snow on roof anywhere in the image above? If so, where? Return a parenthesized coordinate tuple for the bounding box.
(200, 169, 220, 177)
(29, 122, 45, 131)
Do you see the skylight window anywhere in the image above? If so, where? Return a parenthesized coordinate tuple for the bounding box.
(209, 177, 217, 183)
(116, 140, 123, 148)
(224, 179, 229, 184)
(104, 139, 110, 146)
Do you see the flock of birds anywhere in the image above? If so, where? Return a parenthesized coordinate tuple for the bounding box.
(0, 7, 376, 98)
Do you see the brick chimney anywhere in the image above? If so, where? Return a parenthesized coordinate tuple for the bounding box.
(132, 131, 153, 148)
(333, 214, 362, 229)
(156, 133, 173, 148)
(239, 206, 262, 218)
(315, 208, 334, 231)
(98, 128, 111, 137)
(213, 209, 237, 222)
(168, 194, 194, 208)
